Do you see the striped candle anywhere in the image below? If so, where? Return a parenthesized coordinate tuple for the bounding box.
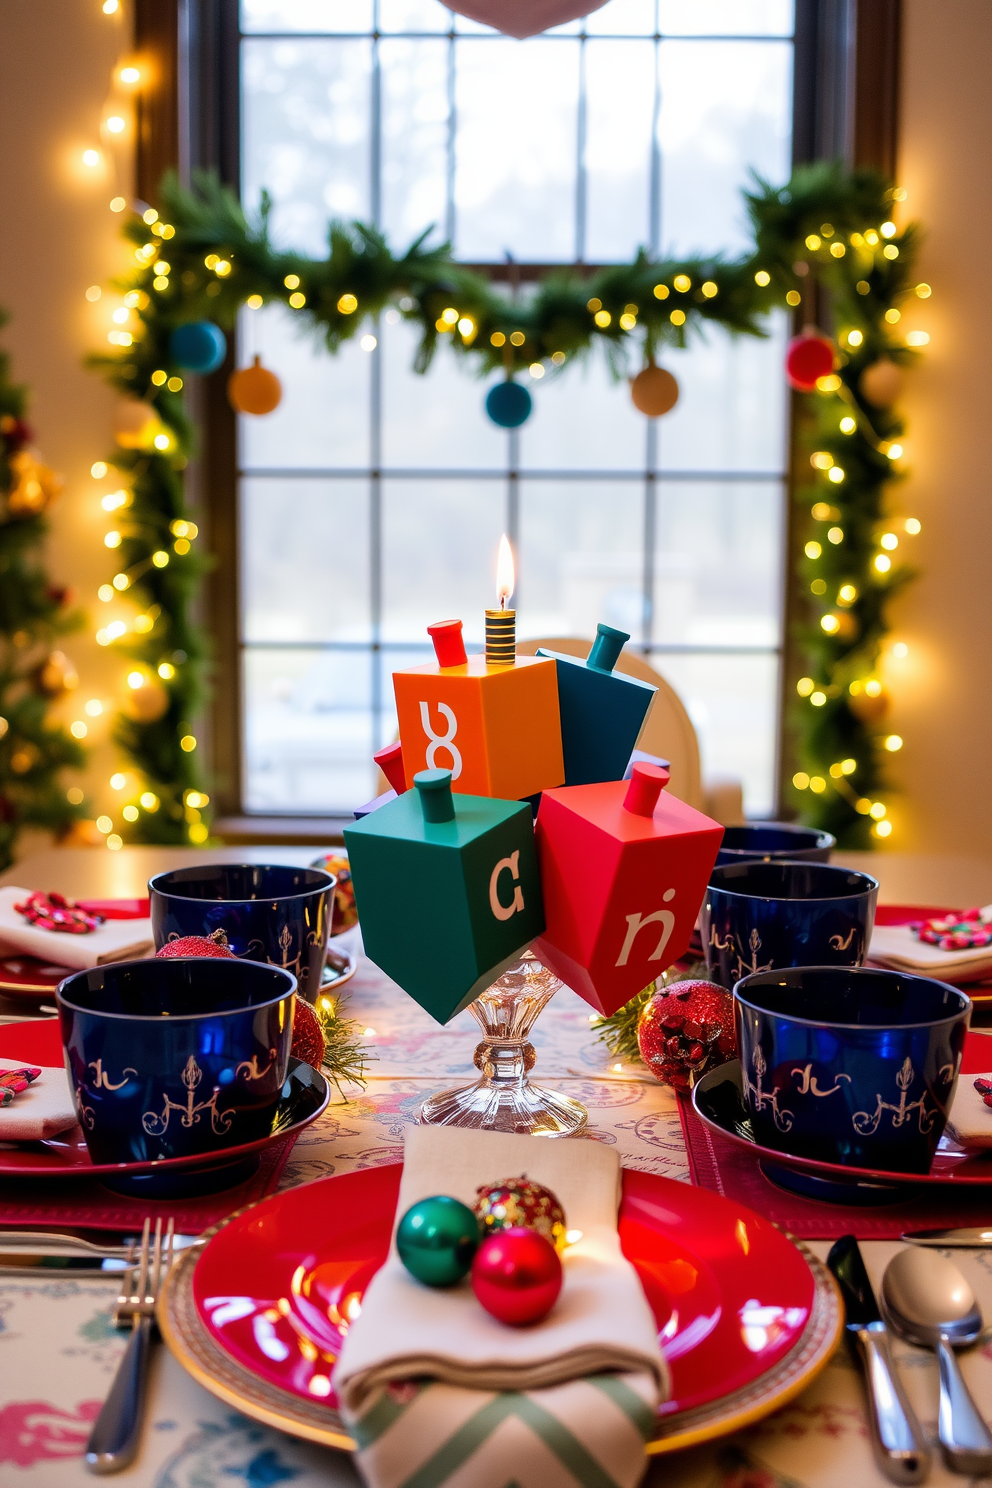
(485, 606, 516, 665)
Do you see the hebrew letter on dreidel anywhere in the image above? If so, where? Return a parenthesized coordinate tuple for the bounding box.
(615, 902, 676, 966)
(490, 850, 525, 921)
(419, 701, 462, 778)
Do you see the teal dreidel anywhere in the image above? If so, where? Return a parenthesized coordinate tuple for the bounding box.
(537, 622, 657, 785)
(343, 768, 544, 1024)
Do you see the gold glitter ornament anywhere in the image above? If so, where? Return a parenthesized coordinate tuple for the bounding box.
(474, 1176, 567, 1250)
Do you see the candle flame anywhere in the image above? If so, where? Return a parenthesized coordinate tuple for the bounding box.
(496, 534, 515, 608)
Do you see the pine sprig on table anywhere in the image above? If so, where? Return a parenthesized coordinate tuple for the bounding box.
(314, 989, 375, 1098)
(590, 961, 711, 1064)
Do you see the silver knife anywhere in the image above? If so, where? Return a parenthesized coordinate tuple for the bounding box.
(827, 1234, 931, 1484)
(902, 1228, 992, 1248)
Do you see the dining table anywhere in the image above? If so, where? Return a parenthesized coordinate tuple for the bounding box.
(2, 843, 992, 1488)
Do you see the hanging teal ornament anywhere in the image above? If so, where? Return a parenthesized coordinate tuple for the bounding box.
(396, 1195, 480, 1287)
(485, 379, 532, 429)
(169, 321, 227, 375)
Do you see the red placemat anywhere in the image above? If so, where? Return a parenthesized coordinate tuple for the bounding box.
(0, 1130, 299, 1235)
(680, 1027, 992, 1240)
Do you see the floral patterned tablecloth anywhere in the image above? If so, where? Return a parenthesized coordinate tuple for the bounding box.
(4, 954, 992, 1488)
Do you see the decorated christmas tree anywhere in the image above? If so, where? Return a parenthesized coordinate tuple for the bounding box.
(0, 315, 85, 868)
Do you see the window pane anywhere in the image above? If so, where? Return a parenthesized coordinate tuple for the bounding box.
(585, 0, 657, 34)
(658, 40, 792, 257)
(657, 0, 793, 35)
(238, 304, 371, 470)
(517, 481, 645, 639)
(243, 647, 375, 813)
(242, 38, 372, 254)
(653, 480, 783, 648)
(380, 318, 508, 469)
(241, 0, 374, 32)
(518, 355, 647, 471)
(380, 480, 507, 644)
(650, 651, 779, 816)
(240, 477, 370, 643)
(655, 314, 789, 473)
(378, 645, 434, 753)
(584, 40, 656, 261)
(379, 0, 452, 31)
(453, 38, 579, 260)
(380, 39, 450, 248)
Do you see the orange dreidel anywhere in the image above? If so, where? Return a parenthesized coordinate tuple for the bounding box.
(533, 762, 723, 1016)
(392, 618, 564, 802)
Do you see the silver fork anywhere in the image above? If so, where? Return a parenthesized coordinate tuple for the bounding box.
(85, 1217, 175, 1475)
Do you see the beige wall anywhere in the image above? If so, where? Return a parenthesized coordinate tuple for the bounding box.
(0, 0, 137, 847)
(885, 0, 992, 856)
(0, 1, 989, 858)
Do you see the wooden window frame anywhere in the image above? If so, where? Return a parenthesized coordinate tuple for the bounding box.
(134, 0, 899, 844)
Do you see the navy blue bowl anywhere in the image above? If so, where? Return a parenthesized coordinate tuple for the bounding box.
(734, 966, 970, 1174)
(701, 860, 878, 990)
(149, 863, 334, 1003)
(57, 957, 296, 1191)
(716, 823, 835, 866)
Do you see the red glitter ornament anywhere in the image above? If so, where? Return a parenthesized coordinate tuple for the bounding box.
(471, 1227, 562, 1326)
(156, 931, 236, 959)
(291, 998, 326, 1068)
(636, 979, 736, 1092)
(474, 1177, 567, 1250)
(785, 333, 835, 391)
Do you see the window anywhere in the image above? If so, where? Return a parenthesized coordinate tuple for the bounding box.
(237, 0, 794, 816)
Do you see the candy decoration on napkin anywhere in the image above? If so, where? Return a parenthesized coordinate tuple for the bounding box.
(14, 891, 102, 933)
(869, 905, 992, 984)
(0, 1058, 77, 1140)
(0, 1066, 41, 1105)
(334, 1126, 666, 1488)
(914, 908, 992, 950)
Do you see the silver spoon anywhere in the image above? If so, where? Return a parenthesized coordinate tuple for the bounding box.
(882, 1246, 992, 1476)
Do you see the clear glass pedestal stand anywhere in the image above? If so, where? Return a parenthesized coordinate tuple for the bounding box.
(419, 952, 588, 1137)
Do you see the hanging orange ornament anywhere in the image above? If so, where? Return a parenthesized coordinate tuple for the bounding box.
(629, 361, 679, 417)
(6, 449, 63, 517)
(859, 359, 904, 408)
(113, 400, 160, 449)
(125, 677, 170, 723)
(33, 651, 78, 697)
(227, 355, 282, 416)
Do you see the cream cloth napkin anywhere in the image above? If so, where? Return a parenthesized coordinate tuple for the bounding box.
(0, 887, 153, 969)
(869, 914, 992, 984)
(334, 1127, 667, 1488)
(0, 1059, 77, 1142)
(947, 1075, 992, 1149)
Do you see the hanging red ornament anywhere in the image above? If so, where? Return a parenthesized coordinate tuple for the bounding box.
(471, 1227, 562, 1326)
(629, 361, 679, 418)
(290, 997, 326, 1067)
(636, 979, 736, 1092)
(227, 355, 283, 416)
(785, 333, 835, 392)
(474, 1177, 567, 1250)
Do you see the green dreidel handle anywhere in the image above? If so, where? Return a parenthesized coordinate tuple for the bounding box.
(586, 621, 628, 673)
(414, 768, 456, 823)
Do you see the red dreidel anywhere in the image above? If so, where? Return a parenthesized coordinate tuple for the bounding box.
(533, 762, 723, 1017)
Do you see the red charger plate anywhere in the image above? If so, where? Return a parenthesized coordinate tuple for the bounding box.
(0, 1018, 329, 1181)
(159, 1165, 842, 1456)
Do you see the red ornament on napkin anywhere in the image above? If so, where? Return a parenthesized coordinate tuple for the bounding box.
(13, 891, 103, 934)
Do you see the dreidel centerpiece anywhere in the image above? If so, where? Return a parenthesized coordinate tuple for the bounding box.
(533, 762, 724, 1017)
(538, 623, 657, 785)
(344, 768, 543, 1024)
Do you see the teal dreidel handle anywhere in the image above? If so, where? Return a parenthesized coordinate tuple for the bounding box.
(414, 768, 456, 823)
(586, 622, 628, 673)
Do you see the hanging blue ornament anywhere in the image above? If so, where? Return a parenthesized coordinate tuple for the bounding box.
(485, 380, 532, 429)
(169, 321, 227, 375)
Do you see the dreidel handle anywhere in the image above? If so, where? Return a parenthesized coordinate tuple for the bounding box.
(374, 740, 407, 795)
(428, 618, 468, 668)
(623, 761, 670, 816)
(586, 622, 630, 674)
(415, 768, 456, 823)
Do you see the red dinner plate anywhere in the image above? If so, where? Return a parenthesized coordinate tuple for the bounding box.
(159, 1164, 841, 1455)
(0, 1018, 329, 1181)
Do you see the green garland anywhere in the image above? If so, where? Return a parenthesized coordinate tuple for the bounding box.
(0, 317, 85, 869)
(91, 160, 922, 845)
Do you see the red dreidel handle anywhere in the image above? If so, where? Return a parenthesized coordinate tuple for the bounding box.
(427, 618, 468, 668)
(623, 761, 671, 817)
(374, 740, 406, 795)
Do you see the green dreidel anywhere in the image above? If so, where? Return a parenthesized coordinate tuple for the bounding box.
(344, 768, 544, 1025)
(538, 622, 657, 786)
